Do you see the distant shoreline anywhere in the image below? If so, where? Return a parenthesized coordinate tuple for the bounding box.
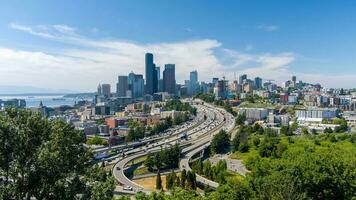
(0, 92, 94, 97)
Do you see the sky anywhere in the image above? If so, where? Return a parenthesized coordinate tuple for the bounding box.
(0, 0, 356, 92)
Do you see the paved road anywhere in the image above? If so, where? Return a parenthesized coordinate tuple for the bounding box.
(113, 101, 224, 193)
(179, 105, 235, 189)
(209, 154, 249, 176)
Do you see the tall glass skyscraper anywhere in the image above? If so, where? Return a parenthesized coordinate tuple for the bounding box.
(163, 64, 176, 94)
(190, 70, 198, 96)
(116, 75, 128, 97)
(145, 53, 157, 95)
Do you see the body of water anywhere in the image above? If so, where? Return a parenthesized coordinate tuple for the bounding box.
(0, 95, 90, 108)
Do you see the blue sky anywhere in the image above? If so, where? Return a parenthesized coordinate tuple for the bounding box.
(0, 0, 356, 91)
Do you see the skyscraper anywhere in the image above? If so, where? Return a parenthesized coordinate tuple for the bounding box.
(133, 74, 144, 98)
(163, 64, 176, 94)
(239, 74, 247, 84)
(254, 77, 262, 89)
(117, 76, 128, 97)
(145, 53, 157, 95)
(190, 70, 198, 96)
(97, 84, 102, 95)
(292, 75, 297, 87)
(101, 84, 111, 98)
(155, 66, 160, 80)
(212, 78, 219, 86)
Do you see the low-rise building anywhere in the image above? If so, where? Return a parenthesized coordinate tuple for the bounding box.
(238, 108, 269, 121)
(160, 110, 183, 120)
(296, 107, 339, 122)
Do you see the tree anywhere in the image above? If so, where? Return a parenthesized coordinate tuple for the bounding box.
(232, 132, 241, 152)
(180, 169, 187, 188)
(290, 120, 298, 131)
(211, 130, 230, 154)
(311, 129, 317, 135)
(186, 171, 196, 190)
(86, 135, 108, 145)
(324, 127, 333, 134)
(301, 127, 309, 135)
(0, 108, 114, 200)
(280, 125, 290, 136)
(235, 113, 246, 125)
(203, 160, 212, 179)
(126, 120, 145, 141)
(156, 171, 162, 190)
(239, 141, 249, 153)
(252, 137, 260, 147)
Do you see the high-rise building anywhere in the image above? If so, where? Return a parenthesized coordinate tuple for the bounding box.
(126, 72, 144, 99)
(133, 74, 144, 98)
(214, 79, 228, 99)
(101, 84, 111, 98)
(292, 75, 297, 83)
(190, 70, 198, 96)
(212, 78, 219, 86)
(145, 53, 157, 95)
(116, 76, 128, 97)
(239, 74, 247, 84)
(163, 64, 176, 94)
(292, 75, 297, 87)
(254, 77, 262, 89)
(156, 66, 160, 80)
(97, 84, 102, 95)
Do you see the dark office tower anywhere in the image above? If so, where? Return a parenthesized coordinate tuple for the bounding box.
(128, 72, 144, 98)
(145, 53, 157, 95)
(212, 78, 219, 87)
(163, 64, 176, 94)
(153, 64, 158, 93)
(156, 66, 160, 80)
(117, 75, 128, 97)
(190, 70, 198, 96)
(239, 74, 247, 84)
(292, 75, 297, 83)
(254, 77, 262, 89)
(97, 84, 102, 95)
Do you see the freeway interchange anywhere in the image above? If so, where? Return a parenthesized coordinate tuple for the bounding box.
(104, 99, 235, 194)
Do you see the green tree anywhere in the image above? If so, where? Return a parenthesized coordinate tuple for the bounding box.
(211, 130, 230, 154)
(156, 171, 162, 190)
(180, 169, 187, 188)
(235, 113, 246, 125)
(0, 108, 114, 200)
(301, 127, 309, 135)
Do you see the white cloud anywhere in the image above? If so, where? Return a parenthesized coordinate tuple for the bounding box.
(53, 24, 77, 35)
(2, 23, 356, 91)
(257, 25, 279, 32)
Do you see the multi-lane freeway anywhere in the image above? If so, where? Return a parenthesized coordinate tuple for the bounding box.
(111, 99, 235, 194)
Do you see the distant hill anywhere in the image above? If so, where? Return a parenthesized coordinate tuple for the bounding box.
(0, 85, 82, 95)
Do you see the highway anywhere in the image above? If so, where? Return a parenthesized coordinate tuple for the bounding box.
(179, 103, 235, 189)
(113, 101, 224, 193)
(93, 110, 206, 154)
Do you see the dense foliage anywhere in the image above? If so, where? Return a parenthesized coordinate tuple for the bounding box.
(118, 132, 356, 200)
(192, 160, 228, 184)
(145, 144, 181, 171)
(126, 120, 146, 142)
(86, 135, 109, 146)
(150, 117, 173, 135)
(210, 130, 230, 154)
(0, 109, 114, 200)
(164, 99, 197, 115)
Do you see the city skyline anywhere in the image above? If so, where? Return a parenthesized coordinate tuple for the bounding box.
(1, 0, 356, 92)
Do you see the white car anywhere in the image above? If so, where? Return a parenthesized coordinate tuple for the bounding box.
(123, 185, 133, 191)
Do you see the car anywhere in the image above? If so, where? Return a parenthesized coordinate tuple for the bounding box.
(116, 166, 121, 170)
(123, 185, 133, 191)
